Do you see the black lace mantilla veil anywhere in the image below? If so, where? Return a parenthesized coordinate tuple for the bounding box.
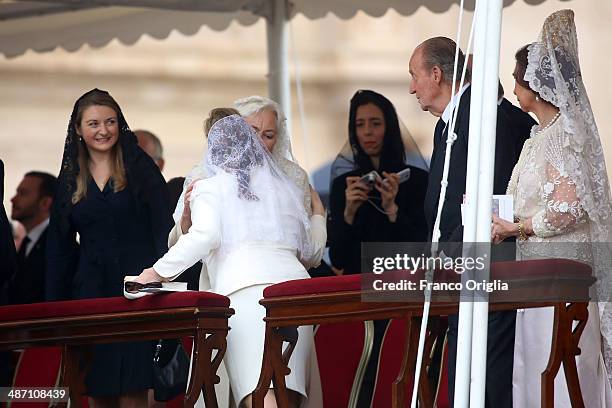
(52, 88, 168, 236)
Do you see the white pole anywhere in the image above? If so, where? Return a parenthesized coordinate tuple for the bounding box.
(265, 0, 292, 132)
(468, 0, 503, 407)
(453, 0, 482, 403)
(412, 22, 474, 407)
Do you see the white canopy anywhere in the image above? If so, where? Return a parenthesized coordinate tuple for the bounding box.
(0, 0, 565, 127)
(1, 0, 556, 58)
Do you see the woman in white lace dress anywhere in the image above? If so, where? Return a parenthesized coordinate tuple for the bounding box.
(491, 10, 612, 407)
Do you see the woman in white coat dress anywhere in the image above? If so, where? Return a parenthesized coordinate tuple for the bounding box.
(135, 115, 324, 408)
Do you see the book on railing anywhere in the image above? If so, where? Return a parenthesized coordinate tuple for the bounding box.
(124, 277, 189, 297)
(140, 281, 188, 293)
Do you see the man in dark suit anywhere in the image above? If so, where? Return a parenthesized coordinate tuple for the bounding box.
(408, 37, 518, 407)
(7, 171, 57, 305)
(0, 160, 17, 304)
(0, 160, 18, 386)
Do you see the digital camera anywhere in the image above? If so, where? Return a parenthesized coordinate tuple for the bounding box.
(360, 170, 380, 187)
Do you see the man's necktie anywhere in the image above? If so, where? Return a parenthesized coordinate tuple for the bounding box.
(435, 119, 446, 145)
(16, 236, 30, 267)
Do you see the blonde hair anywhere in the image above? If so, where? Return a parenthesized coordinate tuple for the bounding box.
(72, 92, 127, 204)
(204, 107, 240, 136)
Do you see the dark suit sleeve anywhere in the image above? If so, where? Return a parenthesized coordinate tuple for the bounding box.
(7, 234, 47, 305)
(445, 104, 525, 245)
(502, 99, 535, 158)
(146, 174, 174, 260)
(444, 114, 470, 244)
(493, 108, 519, 195)
(0, 160, 17, 305)
(45, 210, 79, 301)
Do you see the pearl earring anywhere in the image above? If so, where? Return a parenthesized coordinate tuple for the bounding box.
(535, 95, 540, 102)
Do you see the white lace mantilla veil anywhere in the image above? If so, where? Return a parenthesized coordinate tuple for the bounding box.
(526, 9, 612, 380)
(234, 95, 313, 216)
(192, 114, 314, 261)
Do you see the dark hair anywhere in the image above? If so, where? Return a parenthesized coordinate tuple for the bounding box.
(25, 171, 57, 199)
(514, 44, 535, 92)
(514, 43, 553, 104)
(348, 90, 405, 174)
(420, 37, 471, 84)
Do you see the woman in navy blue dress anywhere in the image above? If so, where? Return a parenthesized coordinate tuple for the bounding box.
(46, 89, 173, 406)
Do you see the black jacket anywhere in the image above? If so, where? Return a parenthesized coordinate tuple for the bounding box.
(8, 227, 47, 304)
(0, 160, 17, 305)
(329, 165, 429, 274)
(500, 97, 536, 157)
(424, 87, 524, 244)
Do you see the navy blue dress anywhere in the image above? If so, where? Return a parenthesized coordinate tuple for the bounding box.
(47, 178, 173, 396)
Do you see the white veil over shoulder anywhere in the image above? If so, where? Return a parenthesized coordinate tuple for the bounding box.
(234, 95, 312, 216)
(193, 114, 314, 261)
(526, 9, 612, 379)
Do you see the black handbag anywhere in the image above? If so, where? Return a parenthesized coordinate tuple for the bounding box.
(153, 338, 190, 401)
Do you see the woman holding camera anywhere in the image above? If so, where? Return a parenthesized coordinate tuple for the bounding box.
(328, 90, 428, 276)
(327, 89, 428, 406)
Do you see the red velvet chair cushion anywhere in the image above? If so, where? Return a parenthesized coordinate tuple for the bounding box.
(315, 322, 366, 408)
(491, 258, 591, 279)
(12, 347, 62, 408)
(0, 292, 229, 322)
(372, 318, 413, 407)
(434, 258, 592, 283)
(264, 259, 591, 298)
(264, 274, 361, 298)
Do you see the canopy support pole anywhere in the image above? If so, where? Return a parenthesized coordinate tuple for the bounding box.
(455, 0, 504, 406)
(266, 0, 292, 132)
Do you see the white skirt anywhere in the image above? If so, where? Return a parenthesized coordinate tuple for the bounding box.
(513, 304, 612, 407)
(225, 284, 318, 406)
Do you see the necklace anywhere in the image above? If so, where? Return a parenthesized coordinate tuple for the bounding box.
(535, 111, 561, 135)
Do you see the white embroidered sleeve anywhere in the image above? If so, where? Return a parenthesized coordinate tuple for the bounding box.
(532, 161, 586, 238)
